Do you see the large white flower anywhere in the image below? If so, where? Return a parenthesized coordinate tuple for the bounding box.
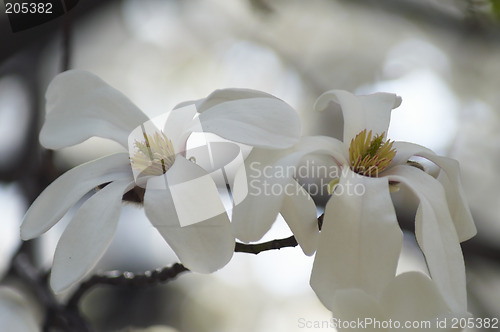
(232, 90, 476, 314)
(21, 70, 301, 293)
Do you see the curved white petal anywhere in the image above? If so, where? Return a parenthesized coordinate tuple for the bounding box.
(175, 88, 275, 113)
(198, 97, 301, 149)
(50, 179, 134, 293)
(332, 272, 458, 332)
(0, 287, 40, 332)
(232, 136, 346, 243)
(385, 165, 467, 312)
(390, 141, 434, 167)
(231, 148, 293, 242)
(41, 70, 149, 149)
(144, 156, 234, 273)
(390, 142, 476, 242)
(21, 153, 133, 240)
(280, 178, 319, 256)
(295, 152, 343, 206)
(163, 104, 198, 153)
(314, 90, 401, 144)
(293, 135, 348, 166)
(381, 272, 453, 330)
(331, 289, 386, 331)
(419, 153, 476, 242)
(310, 168, 402, 311)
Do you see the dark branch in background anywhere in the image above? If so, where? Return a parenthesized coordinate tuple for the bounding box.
(13, 254, 91, 332)
(10, 209, 500, 331)
(66, 236, 302, 309)
(67, 215, 324, 308)
(235, 236, 298, 254)
(66, 263, 189, 309)
(234, 215, 324, 254)
(3, 0, 500, 330)
(0, 0, 118, 65)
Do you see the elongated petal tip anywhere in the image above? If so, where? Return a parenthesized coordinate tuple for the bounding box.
(386, 165, 468, 312)
(41, 70, 149, 149)
(280, 179, 319, 256)
(20, 153, 133, 242)
(49, 179, 133, 294)
(144, 157, 235, 273)
(19, 225, 35, 241)
(310, 169, 402, 310)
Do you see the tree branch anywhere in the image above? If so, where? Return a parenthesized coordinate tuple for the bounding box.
(235, 235, 298, 254)
(12, 253, 92, 332)
(66, 263, 189, 309)
(234, 214, 325, 254)
(66, 234, 304, 308)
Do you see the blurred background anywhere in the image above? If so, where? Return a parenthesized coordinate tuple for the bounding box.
(1, 0, 500, 331)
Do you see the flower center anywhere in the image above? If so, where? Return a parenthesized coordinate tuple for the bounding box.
(130, 131, 176, 176)
(348, 129, 396, 177)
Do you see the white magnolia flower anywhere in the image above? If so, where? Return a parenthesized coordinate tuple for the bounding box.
(21, 70, 301, 293)
(232, 90, 476, 314)
(331, 272, 465, 332)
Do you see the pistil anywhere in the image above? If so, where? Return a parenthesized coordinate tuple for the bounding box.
(130, 131, 176, 176)
(348, 129, 396, 177)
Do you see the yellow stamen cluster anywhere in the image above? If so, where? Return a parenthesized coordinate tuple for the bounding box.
(130, 131, 176, 176)
(348, 129, 396, 177)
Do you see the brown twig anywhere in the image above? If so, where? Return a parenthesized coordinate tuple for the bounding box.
(13, 254, 92, 332)
(66, 263, 189, 309)
(235, 236, 298, 254)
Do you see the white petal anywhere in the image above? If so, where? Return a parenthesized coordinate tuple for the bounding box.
(331, 289, 386, 331)
(41, 70, 149, 149)
(232, 136, 347, 243)
(385, 165, 467, 312)
(314, 90, 401, 143)
(381, 272, 453, 330)
(390, 141, 434, 167)
(0, 287, 40, 332)
(231, 148, 295, 243)
(332, 273, 463, 332)
(390, 142, 476, 242)
(310, 168, 403, 311)
(21, 153, 133, 240)
(163, 104, 198, 153)
(280, 178, 319, 256)
(50, 179, 134, 293)
(144, 156, 234, 273)
(175, 88, 274, 113)
(198, 97, 301, 149)
(293, 135, 349, 166)
(419, 153, 476, 242)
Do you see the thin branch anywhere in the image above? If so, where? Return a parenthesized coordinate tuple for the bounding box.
(235, 235, 298, 254)
(234, 214, 325, 254)
(67, 263, 189, 308)
(13, 254, 92, 332)
(67, 231, 314, 307)
(67, 234, 303, 307)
